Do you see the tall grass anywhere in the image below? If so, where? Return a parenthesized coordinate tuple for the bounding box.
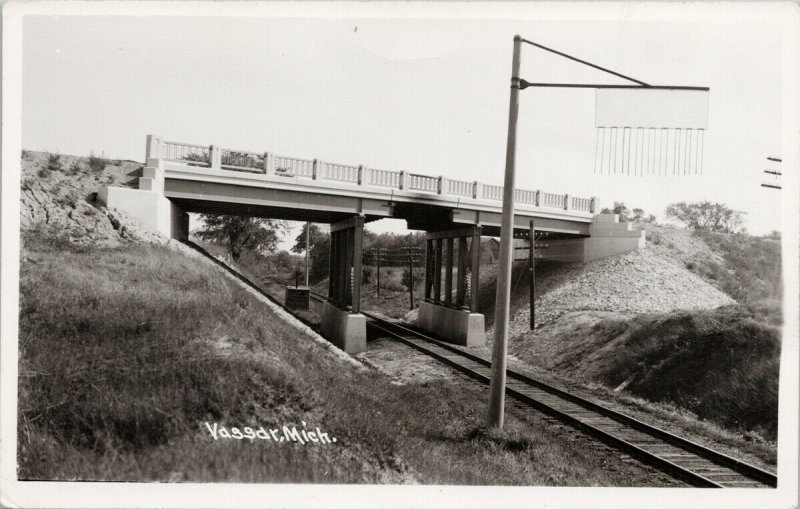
(553, 306, 780, 439)
(689, 229, 781, 324)
(18, 232, 671, 485)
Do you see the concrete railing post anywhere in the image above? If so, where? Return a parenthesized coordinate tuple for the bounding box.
(398, 171, 406, 190)
(590, 196, 597, 213)
(312, 159, 321, 180)
(209, 145, 221, 170)
(564, 194, 570, 210)
(438, 176, 448, 195)
(264, 152, 274, 176)
(535, 190, 540, 207)
(358, 165, 365, 185)
(145, 135, 162, 165)
(473, 181, 482, 199)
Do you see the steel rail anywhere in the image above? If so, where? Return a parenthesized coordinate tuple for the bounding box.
(260, 274, 776, 488)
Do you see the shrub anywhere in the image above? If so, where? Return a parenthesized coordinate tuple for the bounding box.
(646, 230, 662, 245)
(69, 161, 83, 175)
(38, 153, 63, 178)
(88, 152, 109, 173)
(401, 267, 423, 290)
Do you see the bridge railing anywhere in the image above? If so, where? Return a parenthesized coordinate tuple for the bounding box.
(273, 156, 314, 178)
(220, 149, 265, 173)
(321, 161, 360, 183)
(367, 168, 402, 188)
(148, 135, 596, 214)
(408, 173, 439, 193)
(481, 184, 504, 201)
(446, 178, 474, 197)
(162, 140, 211, 167)
(542, 192, 566, 209)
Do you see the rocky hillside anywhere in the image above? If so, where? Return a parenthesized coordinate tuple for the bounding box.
(20, 151, 160, 245)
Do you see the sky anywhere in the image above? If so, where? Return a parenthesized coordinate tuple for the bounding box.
(20, 6, 785, 248)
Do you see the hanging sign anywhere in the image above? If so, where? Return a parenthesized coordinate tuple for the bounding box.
(593, 88, 710, 175)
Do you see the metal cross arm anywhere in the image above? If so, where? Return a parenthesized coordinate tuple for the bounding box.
(515, 39, 708, 92)
(518, 80, 710, 91)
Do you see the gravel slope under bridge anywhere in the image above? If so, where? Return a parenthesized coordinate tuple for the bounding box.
(507, 245, 736, 336)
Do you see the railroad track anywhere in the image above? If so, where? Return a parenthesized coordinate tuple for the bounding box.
(188, 253, 777, 488)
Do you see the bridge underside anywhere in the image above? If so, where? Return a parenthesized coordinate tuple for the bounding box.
(165, 179, 590, 238)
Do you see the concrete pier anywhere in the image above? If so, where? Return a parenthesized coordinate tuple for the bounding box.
(416, 301, 486, 347)
(320, 301, 367, 354)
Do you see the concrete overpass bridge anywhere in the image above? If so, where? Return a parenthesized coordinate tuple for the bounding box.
(100, 135, 644, 353)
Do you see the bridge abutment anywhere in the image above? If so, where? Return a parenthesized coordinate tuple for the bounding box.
(98, 160, 189, 240)
(541, 213, 645, 262)
(416, 226, 486, 347)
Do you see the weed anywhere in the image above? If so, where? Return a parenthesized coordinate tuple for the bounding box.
(38, 153, 63, 178)
(18, 235, 670, 485)
(88, 152, 109, 173)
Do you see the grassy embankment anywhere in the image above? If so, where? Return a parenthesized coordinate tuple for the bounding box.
(18, 232, 674, 485)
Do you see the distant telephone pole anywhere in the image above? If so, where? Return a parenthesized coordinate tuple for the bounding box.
(761, 156, 782, 190)
(401, 246, 423, 310)
(304, 222, 310, 286)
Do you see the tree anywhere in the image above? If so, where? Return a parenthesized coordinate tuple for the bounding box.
(309, 232, 331, 282)
(600, 201, 631, 221)
(630, 208, 657, 223)
(291, 224, 325, 254)
(196, 214, 285, 263)
(664, 201, 745, 233)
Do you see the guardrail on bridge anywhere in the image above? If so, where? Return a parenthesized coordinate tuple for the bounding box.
(146, 135, 597, 213)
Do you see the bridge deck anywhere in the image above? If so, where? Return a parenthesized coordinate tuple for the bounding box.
(148, 135, 597, 237)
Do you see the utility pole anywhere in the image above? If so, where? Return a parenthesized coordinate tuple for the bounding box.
(408, 249, 414, 309)
(304, 222, 310, 286)
(376, 249, 381, 296)
(488, 34, 522, 429)
(529, 220, 535, 330)
(401, 246, 421, 310)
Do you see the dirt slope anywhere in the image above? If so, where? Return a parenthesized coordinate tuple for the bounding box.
(20, 151, 160, 245)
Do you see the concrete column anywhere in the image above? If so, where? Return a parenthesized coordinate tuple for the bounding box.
(312, 159, 321, 180)
(264, 152, 275, 175)
(473, 181, 483, 199)
(209, 146, 221, 170)
(138, 166, 164, 193)
(145, 135, 163, 167)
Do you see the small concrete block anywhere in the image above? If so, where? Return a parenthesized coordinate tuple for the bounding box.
(138, 177, 163, 192)
(284, 286, 310, 310)
(594, 213, 620, 223)
(416, 301, 486, 347)
(142, 166, 164, 180)
(320, 301, 367, 354)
